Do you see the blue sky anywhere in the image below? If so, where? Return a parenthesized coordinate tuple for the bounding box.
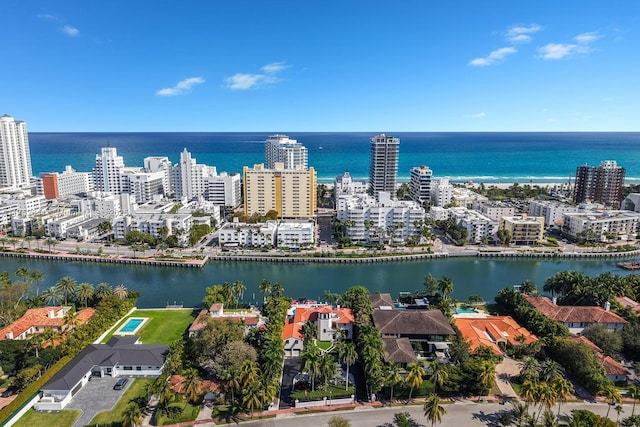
(2, 1, 640, 132)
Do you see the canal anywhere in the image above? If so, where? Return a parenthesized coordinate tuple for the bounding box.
(2, 255, 638, 308)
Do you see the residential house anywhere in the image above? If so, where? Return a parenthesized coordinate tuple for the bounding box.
(367, 293, 395, 310)
(568, 335, 630, 383)
(0, 306, 95, 341)
(454, 316, 537, 355)
(381, 338, 418, 365)
(523, 295, 627, 334)
(188, 304, 262, 337)
(35, 336, 168, 411)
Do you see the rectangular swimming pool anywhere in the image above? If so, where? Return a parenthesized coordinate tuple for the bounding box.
(115, 317, 148, 335)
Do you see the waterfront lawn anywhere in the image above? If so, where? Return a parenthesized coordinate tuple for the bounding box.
(89, 378, 153, 426)
(14, 409, 80, 427)
(291, 385, 355, 402)
(103, 309, 197, 344)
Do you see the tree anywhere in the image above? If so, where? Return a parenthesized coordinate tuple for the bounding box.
(319, 352, 337, 390)
(552, 377, 574, 417)
(41, 286, 62, 306)
(232, 280, 246, 306)
(430, 361, 449, 394)
(424, 273, 439, 295)
(76, 282, 94, 307)
(393, 412, 415, 427)
(497, 228, 512, 246)
(337, 341, 357, 391)
(122, 401, 144, 427)
(384, 362, 403, 403)
(258, 279, 272, 296)
(95, 282, 113, 300)
(327, 415, 351, 427)
(301, 320, 318, 345)
(55, 276, 77, 305)
(438, 277, 454, 298)
(29, 270, 45, 296)
(599, 384, 622, 418)
(629, 384, 640, 416)
(242, 382, 263, 416)
(181, 368, 203, 405)
(302, 344, 321, 391)
(405, 361, 425, 402)
(114, 284, 128, 300)
(423, 393, 446, 426)
(582, 323, 623, 357)
(477, 361, 496, 397)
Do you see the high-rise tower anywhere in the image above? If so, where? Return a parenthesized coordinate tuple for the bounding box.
(265, 135, 308, 169)
(0, 114, 33, 188)
(368, 134, 399, 197)
(574, 160, 626, 208)
(93, 147, 125, 194)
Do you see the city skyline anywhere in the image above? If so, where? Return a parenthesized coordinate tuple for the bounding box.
(2, 1, 639, 132)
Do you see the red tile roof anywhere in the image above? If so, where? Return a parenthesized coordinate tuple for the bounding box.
(522, 295, 627, 325)
(282, 322, 303, 340)
(0, 307, 68, 340)
(615, 296, 640, 313)
(455, 316, 537, 355)
(283, 305, 354, 341)
(567, 335, 629, 377)
(169, 374, 220, 394)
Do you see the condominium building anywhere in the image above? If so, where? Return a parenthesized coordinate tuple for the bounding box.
(474, 202, 516, 222)
(448, 207, 498, 243)
(430, 178, 453, 207)
(113, 213, 193, 245)
(276, 221, 315, 249)
(500, 215, 545, 245)
(93, 147, 125, 194)
(334, 171, 368, 198)
(171, 149, 216, 200)
(574, 160, 626, 208)
(243, 163, 317, 219)
(205, 172, 242, 207)
(265, 134, 308, 169)
(0, 114, 32, 189)
(563, 210, 640, 241)
(144, 156, 172, 196)
(409, 166, 432, 205)
(528, 200, 578, 229)
(369, 134, 399, 196)
(218, 220, 278, 247)
(40, 166, 92, 199)
(125, 170, 166, 203)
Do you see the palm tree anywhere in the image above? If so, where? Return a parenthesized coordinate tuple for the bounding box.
(510, 400, 532, 427)
(319, 352, 337, 390)
(519, 356, 541, 383)
(148, 374, 174, 406)
(384, 363, 403, 403)
(430, 361, 448, 394)
(114, 284, 128, 300)
(541, 410, 559, 427)
(29, 270, 44, 296)
(599, 383, 622, 418)
(55, 276, 77, 305)
(76, 282, 94, 307)
(181, 368, 203, 405)
(301, 320, 318, 345)
(64, 309, 81, 332)
(239, 360, 260, 388)
(122, 401, 144, 427)
(14, 267, 29, 282)
(242, 383, 263, 417)
(423, 393, 447, 427)
(477, 361, 496, 399)
(95, 282, 113, 299)
(302, 345, 321, 391)
(233, 280, 246, 306)
(405, 361, 425, 402)
(438, 277, 454, 298)
(539, 359, 563, 383)
(338, 342, 357, 391)
(42, 286, 62, 306)
(272, 282, 284, 298)
(222, 282, 235, 307)
(552, 377, 574, 417)
(629, 384, 640, 416)
(258, 279, 272, 296)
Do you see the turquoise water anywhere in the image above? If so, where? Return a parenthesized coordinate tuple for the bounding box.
(455, 307, 479, 314)
(28, 132, 640, 183)
(119, 318, 144, 333)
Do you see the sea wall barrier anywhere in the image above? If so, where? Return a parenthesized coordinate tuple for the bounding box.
(0, 250, 206, 268)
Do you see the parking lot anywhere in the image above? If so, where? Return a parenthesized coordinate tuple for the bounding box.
(64, 376, 133, 427)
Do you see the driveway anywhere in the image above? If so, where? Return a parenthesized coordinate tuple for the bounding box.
(280, 357, 302, 409)
(65, 376, 133, 427)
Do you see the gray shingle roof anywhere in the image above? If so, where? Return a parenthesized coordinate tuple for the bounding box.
(372, 309, 455, 336)
(42, 336, 168, 392)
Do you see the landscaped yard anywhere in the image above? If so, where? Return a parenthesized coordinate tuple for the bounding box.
(13, 409, 80, 427)
(153, 401, 200, 425)
(102, 309, 197, 344)
(89, 378, 153, 426)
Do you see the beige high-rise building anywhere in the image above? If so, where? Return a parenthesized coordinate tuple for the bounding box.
(243, 163, 317, 219)
(500, 215, 545, 245)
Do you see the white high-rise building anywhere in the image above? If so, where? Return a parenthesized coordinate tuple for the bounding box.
(93, 147, 125, 194)
(0, 114, 33, 189)
(409, 166, 432, 205)
(265, 134, 308, 169)
(369, 134, 399, 197)
(205, 172, 242, 207)
(144, 156, 172, 196)
(172, 149, 216, 200)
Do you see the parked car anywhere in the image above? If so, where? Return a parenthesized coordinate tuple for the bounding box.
(1, 386, 18, 398)
(113, 378, 129, 390)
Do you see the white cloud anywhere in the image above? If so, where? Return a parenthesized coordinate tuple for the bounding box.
(465, 112, 486, 119)
(575, 32, 600, 44)
(538, 42, 593, 60)
(224, 62, 288, 90)
(506, 24, 542, 43)
(469, 47, 517, 66)
(37, 14, 59, 21)
(62, 25, 80, 37)
(156, 77, 205, 96)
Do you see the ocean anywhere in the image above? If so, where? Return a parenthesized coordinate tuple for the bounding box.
(28, 132, 640, 184)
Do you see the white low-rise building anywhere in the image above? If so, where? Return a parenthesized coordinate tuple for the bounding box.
(563, 210, 640, 241)
(45, 213, 91, 239)
(276, 221, 315, 249)
(529, 200, 579, 230)
(448, 207, 498, 243)
(113, 213, 193, 245)
(218, 220, 278, 247)
(473, 202, 515, 222)
(453, 187, 488, 208)
(334, 171, 368, 198)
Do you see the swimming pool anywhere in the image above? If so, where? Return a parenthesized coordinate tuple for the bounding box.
(455, 307, 479, 314)
(115, 317, 148, 335)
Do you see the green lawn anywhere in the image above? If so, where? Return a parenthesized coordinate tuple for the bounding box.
(102, 309, 197, 344)
(153, 401, 201, 425)
(316, 341, 333, 351)
(13, 409, 81, 427)
(89, 378, 153, 426)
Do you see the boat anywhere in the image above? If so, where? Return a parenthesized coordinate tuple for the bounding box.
(617, 262, 640, 270)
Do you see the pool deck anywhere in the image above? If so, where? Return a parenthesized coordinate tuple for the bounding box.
(114, 317, 149, 335)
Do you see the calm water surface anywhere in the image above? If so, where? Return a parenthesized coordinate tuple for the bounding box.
(2, 257, 636, 308)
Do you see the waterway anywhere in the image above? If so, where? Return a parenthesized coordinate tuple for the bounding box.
(2, 256, 638, 308)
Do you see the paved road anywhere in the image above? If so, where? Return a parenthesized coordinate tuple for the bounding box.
(217, 401, 630, 427)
